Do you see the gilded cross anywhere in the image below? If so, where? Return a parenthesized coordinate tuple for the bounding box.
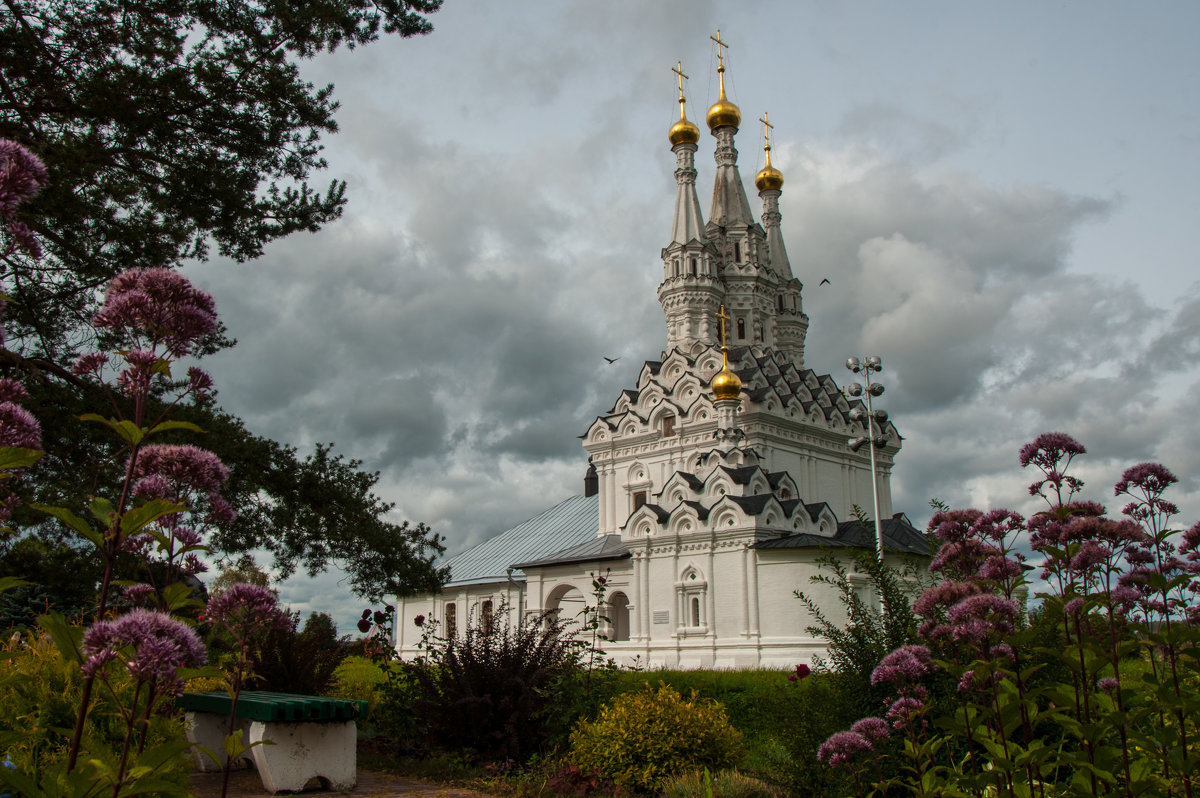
(672, 61, 689, 102)
(759, 112, 773, 147)
(710, 29, 730, 69)
(716, 304, 730, 349)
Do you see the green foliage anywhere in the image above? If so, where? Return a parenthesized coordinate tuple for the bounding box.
(404, 603, 585, 762)
(660, 768, 789, 798)
(2, 0, 441, 354)
(249, 609, 351, 695)
(0, 630, 189, 792)
(328, 654, 389, 716)
(568, 683, 745, 792)
(0, 535, 100, 629)
(796, 551, 926, 686)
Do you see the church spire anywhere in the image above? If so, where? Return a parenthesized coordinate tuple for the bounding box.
(755, 112, 792, 279)
(705, 31, 754, 228)
(668, 61, 703, 246)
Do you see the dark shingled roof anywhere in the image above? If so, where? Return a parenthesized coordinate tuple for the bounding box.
(719, 465, 759, 485)
(752, 516, 931, 556)
(727, 494, 774, 515)
(513, 534, 630, 569)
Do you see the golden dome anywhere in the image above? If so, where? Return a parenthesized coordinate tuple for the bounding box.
(670, 116, 700, 146)
(755, 163, 783, 192)
(711, 360, 742, 401)
(755, 114, 783, 191)
(706, 94, 741, 131)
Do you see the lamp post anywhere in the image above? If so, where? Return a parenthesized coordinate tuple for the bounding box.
(844, 356, 890, 563)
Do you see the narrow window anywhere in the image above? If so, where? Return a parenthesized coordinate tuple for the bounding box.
(689, 257, 697, 276)
(481, 599, 494, 635)
(690, 596, 701, 627)
(633, 491, 647, 510)
(733, 241, 741, 262)
(777, 295, 784, 311)
(661, 414, 676, 437)
(445, 602, 457, 638)
(737, 318, 746, 340)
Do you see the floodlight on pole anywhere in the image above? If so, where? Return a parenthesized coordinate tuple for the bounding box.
(843, 355, 889, 563)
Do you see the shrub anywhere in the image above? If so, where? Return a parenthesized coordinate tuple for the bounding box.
(249, 609, 350, 694)
(328, 655, 388, 715)
(569, 683, 744, 792)
(660, 768, 788, 798)
(404, 602, 583, 761)
(0, 631, 187, 789)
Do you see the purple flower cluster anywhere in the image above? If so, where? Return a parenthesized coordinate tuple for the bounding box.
(92, 268, 217, 356)
(871, 645, 934, 686)
(1020, 432, 1086, 506)
(0, 139, 48, 260)
(82, 608, 205, 697)
(0, 399, 40, 450)
(817, 730, 873, 768)
(206, 583, 288, 639)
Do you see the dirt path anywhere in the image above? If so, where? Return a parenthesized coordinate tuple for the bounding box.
(187, 769, 495, 797)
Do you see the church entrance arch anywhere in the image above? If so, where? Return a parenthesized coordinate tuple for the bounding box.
(544, 582, 588, 629)
(607, 591, 630, 642)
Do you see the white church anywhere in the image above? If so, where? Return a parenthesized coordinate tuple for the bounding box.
(394, 43, 928, 669)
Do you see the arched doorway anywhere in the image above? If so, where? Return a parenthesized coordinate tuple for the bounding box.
(607, 592, 630, 642)
(543, 583, 588, 630)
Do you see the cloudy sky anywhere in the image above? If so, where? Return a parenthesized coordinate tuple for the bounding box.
(184, 0, 1200, 631)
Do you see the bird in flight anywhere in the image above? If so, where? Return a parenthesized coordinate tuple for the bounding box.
(603, 356, 620, 364)
(819, 278, 831, 286)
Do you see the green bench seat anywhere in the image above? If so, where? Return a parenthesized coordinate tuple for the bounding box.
(176, 691, 367, 723)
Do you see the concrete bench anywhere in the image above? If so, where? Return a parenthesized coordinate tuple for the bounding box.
(178, 691, 368, 793)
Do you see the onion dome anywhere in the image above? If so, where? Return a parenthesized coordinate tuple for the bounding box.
(755, 147, 784, 192)
(706, 86, 741, 131)
(670, 110, 700, 146)
(711, 355, 742, 401)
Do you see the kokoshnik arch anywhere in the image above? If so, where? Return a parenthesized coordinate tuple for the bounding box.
(394, 34, 928, 669)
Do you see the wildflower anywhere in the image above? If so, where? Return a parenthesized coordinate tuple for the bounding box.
(817, 730, 873, 767)
(886, 696, 927, 731)
(0, 401, 41, 448)
(914, 579, 982, 617)
(82, 608, 206, 696)
(1019, 432, 1086, 469)
(92, 268, 217, 356)
(206, 583, 288, 638)
(1114, 463, 1177, 497)
(131, 444, 229, 496)
(0, 139, 48, 259)
(72, 352, 109, 378)
(123, 583, 156, 604)
(1097, 677, 1119, 692)
(871, 645, 934, 686)
(850, 717, 890, 742)
(187, 366, 214, 398)
(0, 379, 28, 403)
(787, 663, 811, 682)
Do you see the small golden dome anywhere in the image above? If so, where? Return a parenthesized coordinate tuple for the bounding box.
(707, 95, 741, 131)
(711, 361, 742, 401)
(670, 116, 700, 146)
(755, 163, 783, 192)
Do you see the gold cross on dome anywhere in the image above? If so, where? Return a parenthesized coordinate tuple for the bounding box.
(710, 29, 730, 69)
(672, 61, 689, 101)
(716, 304, 730, 348)
(759, 112, 774, 146)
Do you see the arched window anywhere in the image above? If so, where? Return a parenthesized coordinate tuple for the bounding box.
(445, 602, 457, 638)
(633, 491, 647, 510)
(690, 596, 700, 627)
(481, 599, 494, 635)
(737, 318, 746, 340)
(608, 592, 631, 642)
(733, 241, 742, 262)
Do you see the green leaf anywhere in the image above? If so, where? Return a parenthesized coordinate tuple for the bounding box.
(147, 419, 205, 436)
(32, 503, 105, 547)
(0, 446, 43, 469)
(0, 575, 27, 594)
(88, 495, 117, 525)
(78, 413, 145, 446)
(119, 498, 185, 537)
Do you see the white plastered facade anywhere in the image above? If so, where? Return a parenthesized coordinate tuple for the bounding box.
(395, 67, 927, 669)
